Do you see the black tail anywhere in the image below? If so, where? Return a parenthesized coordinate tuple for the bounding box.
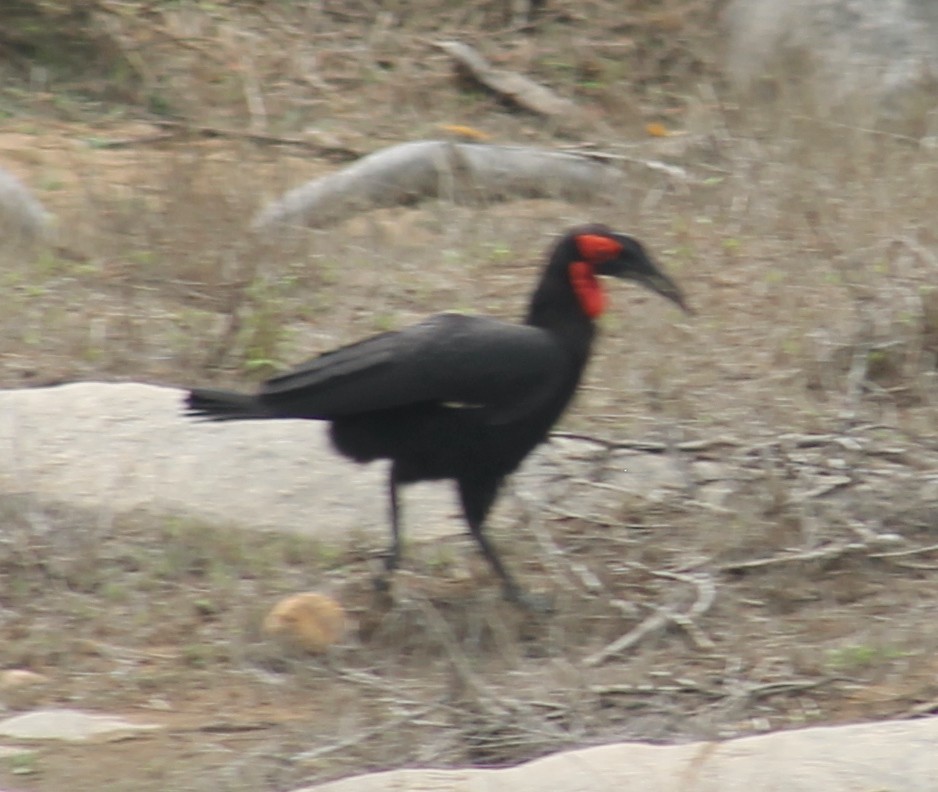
(185, 387, 273, 422)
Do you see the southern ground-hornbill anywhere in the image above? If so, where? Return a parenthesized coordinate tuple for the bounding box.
(185, 224, 687, 608)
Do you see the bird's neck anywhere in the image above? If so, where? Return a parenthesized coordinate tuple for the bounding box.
(525, 276, 596, 365)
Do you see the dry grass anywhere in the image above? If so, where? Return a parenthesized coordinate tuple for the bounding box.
(2, 1, 938, 790)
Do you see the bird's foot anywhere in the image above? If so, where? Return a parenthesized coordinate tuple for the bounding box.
(371, 572, 397, 610)
(373, 548, 401, 594)
(503, 586, 555, 614)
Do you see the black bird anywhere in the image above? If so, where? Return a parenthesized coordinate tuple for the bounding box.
(185, 224, 687, 608)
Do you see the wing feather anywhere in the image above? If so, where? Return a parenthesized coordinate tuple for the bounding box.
(258, 313, 565, 420)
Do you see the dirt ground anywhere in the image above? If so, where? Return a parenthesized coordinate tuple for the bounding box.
(2, 2, 938, 791)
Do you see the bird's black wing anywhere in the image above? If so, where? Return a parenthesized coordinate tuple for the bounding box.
(258, 313, 567, 421)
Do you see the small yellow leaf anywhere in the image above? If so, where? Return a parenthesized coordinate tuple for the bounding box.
(644, 122, 671, 138)
(437, 124, 492, 141)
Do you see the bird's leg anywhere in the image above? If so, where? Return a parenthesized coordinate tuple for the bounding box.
(458, 478, 553, 613)
(375, 470, 403, 594)
(386, 470, 403, 573)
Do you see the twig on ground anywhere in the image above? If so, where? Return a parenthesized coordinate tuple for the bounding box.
(590, 679, 721, 698)
(239, 47, 268, 132)
(432, 40, 581, 123)
(148, 119, 361, 159)
(793, 476, 853, 501)
(410, 595, 508, 713)
(905, 699, 938, 717)
(529, 515, 603, 593)
(869, 542, 938, 559)
(292, 701, 443, 762)
(894, 235, 938, 270)
(560, 147, 703, 181)
(717, 543, 855, 573)
(792, 115, 922, 144)
(325, 666, 426, 704)
(543, 504, 622, 528)
(550, 431, 742, 454)
(737, 677, 844, 701)
(594, 676, 845, 707)
(583, 609, 671, 667)
(716, 536, 902, 574)
(584, 571, 717, 666)
(509, 491, 581, 591)
(651, 571, 717, 650)
(83, 132, 179, 149)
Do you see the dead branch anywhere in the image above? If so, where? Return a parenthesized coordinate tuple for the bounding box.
(584, 572, 717, 666)
(550, 431, 742, 454)
(543, 504, 622, 528)
(518, 499, 606, 593)
(560, 146, 699, 180)
(717, 544, 852, 573)
(583, 609, 672, 667)
(590, 679, 722, 698)
(149, 119, 361, 160)
(716, 537, 901, 574)
(251, 140, 621, 230)
(793, 476, 853, 501)
(652, 571, 717, 650)
(83, 131, 179, 149)
(906, 698, 938, 717)
(870, 541, 938, 559)
(432, 40, 582, 123)
(593, 675, 842, 705)
(738, 677, 844, 702)
(292, 701, 443, 763)
(410, 595, 508, 712)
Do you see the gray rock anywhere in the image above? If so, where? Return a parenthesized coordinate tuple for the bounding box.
(0, 166, 52, 243)
(295, 716, 938, 792)
(722, 0, 938, 131)
(0, 382, 462, 543)
(0, 709, 161, 742)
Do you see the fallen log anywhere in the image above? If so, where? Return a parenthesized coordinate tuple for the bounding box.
(252, 140, 620, 230)
(433, 40, 581, 121)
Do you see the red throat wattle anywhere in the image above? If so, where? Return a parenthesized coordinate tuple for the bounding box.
(569, 260, 606, 318)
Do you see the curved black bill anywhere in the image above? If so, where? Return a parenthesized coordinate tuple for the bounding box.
(638, 268, 691, 314)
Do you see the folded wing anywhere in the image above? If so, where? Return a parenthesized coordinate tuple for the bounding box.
(259, 313, 566, 422)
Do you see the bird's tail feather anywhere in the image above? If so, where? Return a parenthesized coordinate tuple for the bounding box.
(185, 388, 272, 421)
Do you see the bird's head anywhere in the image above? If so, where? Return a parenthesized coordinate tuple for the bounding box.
(554, 224, 689, 319)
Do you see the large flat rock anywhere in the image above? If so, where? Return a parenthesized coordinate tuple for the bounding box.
(0, 382, 462, 541)
(299, 717, 938, 792)
(0, 709, 161, 742)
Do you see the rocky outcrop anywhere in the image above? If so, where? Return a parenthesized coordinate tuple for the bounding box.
(722, 0, 938, 133)
(297, 716, 938, 792)
(0, 382, 461, 541)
